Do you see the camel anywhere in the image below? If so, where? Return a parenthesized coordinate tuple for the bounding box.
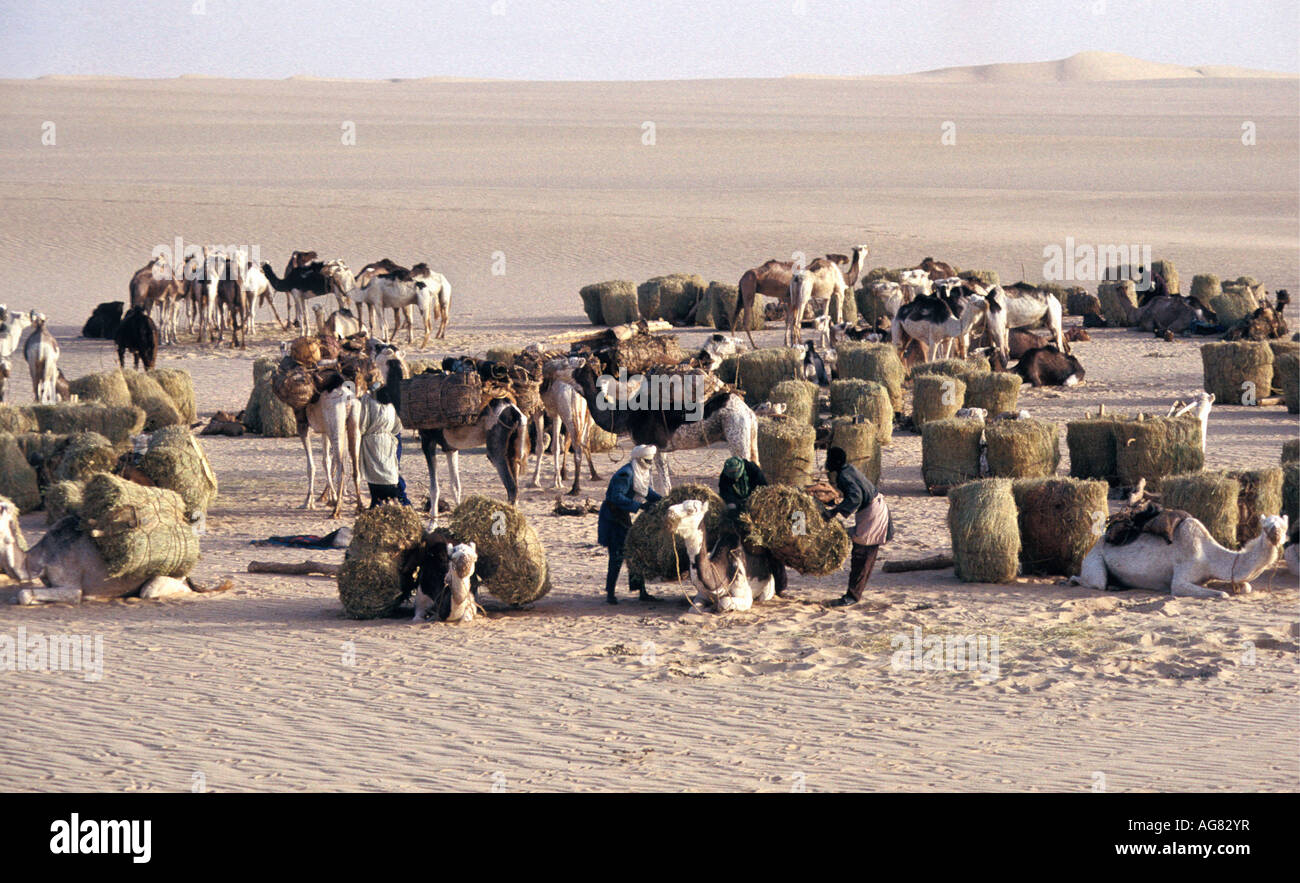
(23, 311, 60, 404)
(294, 376, 363, 519)
(1166, 392, 1214, 455)
(919, 257, 959, 281)
(666, 499, 784, 612)
(0, 310, 32, 403)
(803, 246, 868, 324)
(1135, 295, 1215, 335)
(215, 274, 248, 349)
(531, 359, 601, 495)
(695, 333, 745, 371)
(786, 269, 816, 347)
(733, 245, 868, 346)
(323, 260, 447, 345)
(985, 284, 1066, 359)
(899, 268, 933, 301)
(262, 260, 339, 336)
(129, 254, 185, 345)
(312, 304, 366, 338)
(229, 251, 283, 334)
(892, 295, 989, 363)
(413, 539, 479, 623)
(1071, 514, 1288, 599)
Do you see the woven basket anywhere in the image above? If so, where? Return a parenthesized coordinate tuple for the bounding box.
(400, 372, 483, 429)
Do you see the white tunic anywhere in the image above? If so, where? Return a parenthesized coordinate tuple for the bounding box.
(358, 395, 402, 486)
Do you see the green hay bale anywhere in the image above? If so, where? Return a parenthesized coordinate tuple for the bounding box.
(44, 480, 84, 524)
(709, 281, 762, 332)
(1226, 467, 1283, 547)
(140, 432, 218, 517)
(51, 432, 116, 484)
(1011, 477, 1108, 576)
(338, 504, 426, 619)
(963, 372, 1021, 416)
(921, 418, 985, 494)
(1273, 351, 1298, 413)
(768, 379, 819, 426)
(1098, 280, 1138, 326)
(448, 495, 551, 605)
(149, 368, 197, 423)
(67, 369, 132, 408)
(739, 484, 850, 576)
(1066, 289, 1102, 317)
(595, 281, 640, 326)
(947, 478, 1020, 583)
(984, 418, 1060, 479)
(861, 267, 902, 286)
(1189, 274, 1221, 304)
(0, 434, 41, 513)
(637, 274, 706, 323)
(1212, 278, 1263, 326)
(244, 357, 298, 438)
(718, 347, 803, 406)
(578, 282, 608, 325)
(1161, 473, 1241, 549)
(1113, 415, 1204, 488)
(0, 407, 38, 435)
(81, 473, 199, 582)
(912, 374, 965, 428)
(757, 418, 816, 488)
(1282, 439, 1299, 464)
(827, 379, 892, 445)
(27, 403, 146, 444)
(1150, 259, 1180, 295)
(836, 342, 905, 411)
(1066, 417, 1134, 483)
(828, 418, 881, 485)
(625, 484, 726, 582)
(910, 356, 990, 383)
(1283, 463, 1299, 523)
(958, 269, 1000, 289)
(587, 423, 618, 454)
(1201, 341, 1273, 406)
(121, 370, 183, 431)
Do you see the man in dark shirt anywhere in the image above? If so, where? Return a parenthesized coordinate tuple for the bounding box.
(718, 456, 767, 511)
(597, 445, 662, 604)
(822, 446, 892, 607)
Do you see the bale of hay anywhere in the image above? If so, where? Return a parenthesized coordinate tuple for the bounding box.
(1097, 280, 1138, 326)
(0, 406, 38, 435)
(855, 278, 900, 325)
(921, 418, 984, 494)
(1011, 477, 1107, 576)
(337, 504, 426, 619)
(910, 356, 990, 383)
(122, 370, 183, 431)
(80, 473, 199, 582)
(595, 281, 639, 326)
(579, 282, 607, 325)
(958, 269, 999, 289)
(718, 347, 802, 406)
(484, 346, 520, 366)
(768, 379, 820, 426)
(148, 368, 197, 423)
(1226, 467, 1283, 547)
(1273, 351, 1299, 413)
(709, 282, 762, 332)
(1282, 439, 1299, 464)
(947, 478, 1020, 583)
(45, 480, 84, 524)
(1066, 416, 1133, 483)
(984, 418, 1060, 479)
(912, 374, 965, 428)
(0, 434, 41, 512)
(1066, 289, 1102, 317)
(600, 333, 686, 374)
(26, 403, 146, 444)
(1284, 463, 1299, 523)
(828, 418, 881, 485)
(637, 274, 706, 323)
(1161, 473, 1241, 549)
(757, 418, 816, 488)
(448, 495, 551, 605)
(1113, 415, 1204, 488)
(244, 357, 299, 438)
(1150, 259, 1180, 295)
(13, 431, 70, 467)
(67, 369, 132, 408)
(586, 423, 618, 454)
(739, 484, 850, 576)
(51, 432, 116, 484)
(838, 285, 859, 324)
(625, 484, 726, 582)
(964, 372, 1021, 415)
(1201, 341, 1273, 406)
(827, 379, 892, 445)
(1212, 278, 1263, 326)
(139, 432, 218, 518)
(1189, 274, 1221, 304)
(836, 342, 905, 411)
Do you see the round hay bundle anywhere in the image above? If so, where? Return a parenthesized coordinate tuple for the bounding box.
(739, 484, 850, 576)
(1160, 473, 1240, 549)
(910, 356, 989, 383)
(122, 370, 183, 431)
(140, 433, 218, 517)
(920, 418, 984, 494)
(338, 504, 426, 619)
(1011, 477, 1107, 576)
(1150, 259, 1180, 295)
(1282, 439, 1299, 465)
(27, 404, 145, 444)
(963, 372, 1021, 416)
(1066, 289, 1102, 317)
(828, 417, 880, 485)
(692, 283, 717, 327)
(81, 473, 199, 582)
(757, 418, 816, 488)
(1226, 467, 1283, 547)
(448, 495, 551, 605)
(0, 434, 41, 512)
(592, 281, 638, 326)
(244, 357, 299, 438)
(45, 480, 84, 524)
(984, 418, 1060, 479)
(0, 406, 38, 435)
(148, 425, 194, 451)
(827, 379, 892, 445)
(709, 281, 762, 332)
(836, 342, 904, 411)
(638, 274, 706, 324)
(947, 478, 1020, 583)
(1113, 415, 1204, 488)
(1189, 274, 1221, 304)
(1273, 351, 1298, 413)
(484, 346, 520, 366)
(52, 432, 116, 484)
(768, 379, 819, 426)
(958, 269, 1000, 289)
(1212, 278, 1262, 326)
(1283, 463, 1299, 523)
(1098, 280, 1138, 326)
(579, 283, 607, 325)
(625, 484, 726, 582)
(148, 368, 197, 423)
(586, 423, 618, 454)
(911, 374, 965, 428)
(1200, 341, 1273, 406)
(719, 347, 802, 406)
(67, 369, 132, 408)
(1066, 416, 1132, 483)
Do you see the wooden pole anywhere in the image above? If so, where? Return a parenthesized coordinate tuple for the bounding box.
(247, 560, 340, 576)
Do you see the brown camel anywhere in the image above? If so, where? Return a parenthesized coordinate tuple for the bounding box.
(732, 245, 868, 346)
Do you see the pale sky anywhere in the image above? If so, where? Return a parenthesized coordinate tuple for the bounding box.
(1, 0, 1296, 80)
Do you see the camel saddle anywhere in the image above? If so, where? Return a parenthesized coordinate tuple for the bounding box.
(399, 371, 483, 430)
(1103, 502, 1190, 547)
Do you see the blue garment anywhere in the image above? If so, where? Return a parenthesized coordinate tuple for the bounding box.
(597, 462, 661, 549)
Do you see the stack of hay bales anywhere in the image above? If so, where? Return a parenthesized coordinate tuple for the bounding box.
(122, 370, 184, 431)
(911, 374, 964, 428)
(964, 372, 1021, 416)
(67, 369, 132, 408)
(45, 480, 84, 524)
(718, 347, 802, 406)
(81, 473, 200, 584)
(26, 403, 145, 444)
(947, 478, 1020, 583)
(740, 485, 850, 576)
(244, 357, 299, 437)
(984, 418, 1060, 479)
(0, 407, 37, 435)
(1213, 277, 1264, 326)
(836, 342, 904, 412)
(625, 485, 726, 583)
(921, 418, 984, 495)
(580, 280, 638, 327)
(149, 368, 197, 423)
(1113, 415, 1204, 488)
(828, 379, 892, 445)
(637, 274, 706, 324)
(449, 496, 551, 605)
(910, 356, 989, 385)
(1097, 280, 1138, 326)
(709, 282, 762, 332)
(958, 269, 1000, 289)
(139, 427, 218, 520)
(757, 418, 816, 488)
(1066, 289, 1103, 317)
(767, 379, 820, 426)
(0, 434, 41, 512)
(338, 504, 426, 619)
(828, 417, 881, 485)
(1189, 274, 1221, 306)
(1150, 259, 1180, 294)
(1160, 473, 1241, 548)
(1273, 350, 1299, 413)
(51, 432, 116, 483)
(1066, 415, 1133, 484)
(1201, 341, 1272, 406)
(1226, 467, 1284, 547)
(1011, 478, 1107, 576)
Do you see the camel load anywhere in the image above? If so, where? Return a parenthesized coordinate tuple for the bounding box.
(625, 485, 726, 582)
(447, 495, 551, 605)
(270, 358, 318, 410)
(338, 504, 426, 619)
(398, 370, 483, 430)
(137, 427, 219, 522)
(80, 473, 200, 584)
(740, 485, 851, 576)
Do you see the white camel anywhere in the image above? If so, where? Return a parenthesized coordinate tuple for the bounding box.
(893, 295, 989, 362)
(23, 311, 60, 404)
(531, 359, 601, 495)
(295, 379, 363, 518)
(985, 285, 1067, 361)
(312, 304, 366, 338)
(0, 310, 32, 403)
(1071, 514, 1288, 599)
(667, 499, 780, 612)
(1166, 392, 1215, 455)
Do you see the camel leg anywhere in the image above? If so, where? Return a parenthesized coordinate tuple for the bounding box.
(346, 405, 363, 515)
(300, 426, 317, 510)
(567, 424, 583, 497)
(529, 414, 546, 488)
(1171, 577, 1228, 599)
(420, 430, 441, 523)
(1070, 551, 1108, 591)
(549, 415, 563, 489)
(583, 431, 600, 481)
(17, 586, 83, 605)
(652, 451, 672, 495)
(447, 449, 463, 505)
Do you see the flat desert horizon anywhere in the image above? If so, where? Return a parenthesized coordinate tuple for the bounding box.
(0, 62, 1297, 792)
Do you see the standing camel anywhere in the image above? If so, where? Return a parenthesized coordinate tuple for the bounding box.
(23, 311, 60, 404)
(892, 295, 989, 362)
(733, 245, 867, 346)
(294, 376, 363, 519)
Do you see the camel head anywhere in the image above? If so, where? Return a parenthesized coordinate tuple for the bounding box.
(27, 310, 45, 329)
(666, 499, 707, 536)
(449, 542, 477, 583)
(959, 295, 989, 332)
(1191, 391, 1214, 418)
(0, 497, 27, 581)
(1259, 515, 1288, 550)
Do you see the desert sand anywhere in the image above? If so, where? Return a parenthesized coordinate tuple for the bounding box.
(0, 62, 1297, 792)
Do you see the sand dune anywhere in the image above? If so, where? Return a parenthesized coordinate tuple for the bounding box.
(908, 51, 1297, 83)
